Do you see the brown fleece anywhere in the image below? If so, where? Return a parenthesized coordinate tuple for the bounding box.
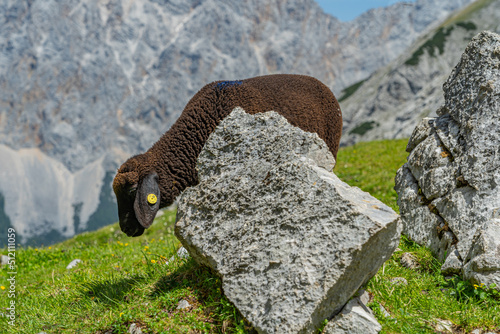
(113, 74, 342, 212)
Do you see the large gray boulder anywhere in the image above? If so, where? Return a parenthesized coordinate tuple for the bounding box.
(395, 31, 500, 288)
(175, 107, 400, 334)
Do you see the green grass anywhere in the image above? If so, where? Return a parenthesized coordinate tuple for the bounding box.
(404, 20, 477, 67)
(440, 0, 496, 27)
(335, 139, 408, 213)
(405, 26, 455, 66)
(0, 212, 250, 333)
(338, 79, 368, 102)
(403, 0, 495, 67)
(348, 121, 380, 136)
(1, 139, 499, 333)
(368, 237, 500, 333)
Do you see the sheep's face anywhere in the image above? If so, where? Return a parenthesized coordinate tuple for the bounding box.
(113, 157, 160, 237)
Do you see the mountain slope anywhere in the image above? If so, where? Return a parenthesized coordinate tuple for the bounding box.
(340, 0, 500, 146)
(0, 0, 475, 171)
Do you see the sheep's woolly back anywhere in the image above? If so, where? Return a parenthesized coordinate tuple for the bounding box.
(114, 74, 342, 235)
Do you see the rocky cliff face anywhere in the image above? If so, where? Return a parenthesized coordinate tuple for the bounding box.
(0, 0, 473, 245)
(395, 31, 500, 288)
(340, 0, 500, 146)
(0, 144, 117, 245)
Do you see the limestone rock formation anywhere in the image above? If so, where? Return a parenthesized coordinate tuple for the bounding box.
(395, 31, 500, 288)
(0, 144, 116, 245)
(175, 108, 400, 334)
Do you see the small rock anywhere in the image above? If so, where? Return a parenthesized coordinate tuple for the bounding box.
(470, 329, 481, 334)
(324, 296, 381, 334)
(66, 259, 82, 269)
(379, 304, 391, 318)
(128, 323, 143, 334)
(462, 219, 500, 289)
(433, 319, 453, 333)
(389, 277, 408, 286)
(1, 255, 9, 266)
(400, 252, 420, 270)
(176, 246, 189, 259)
(176, 299, 190, 310)
(405, 118, 435, 152)
(440, 248, 462, 275)
(165, 246, 190, 265)
(358, 290, 370, 305)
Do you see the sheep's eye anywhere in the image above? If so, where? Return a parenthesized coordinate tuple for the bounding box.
(147, 194, 157, 205)
(129, 184, 138, 195)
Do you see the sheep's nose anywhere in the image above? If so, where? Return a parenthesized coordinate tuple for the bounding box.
(123, 224, 144, 237)
(130, 227, 144, 237)
(119, 211, 145, 237)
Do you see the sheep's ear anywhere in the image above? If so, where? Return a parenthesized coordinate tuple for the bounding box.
(134, 173, 160, 229)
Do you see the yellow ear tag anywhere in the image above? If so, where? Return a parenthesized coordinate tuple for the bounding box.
(147, 194, 157, 205)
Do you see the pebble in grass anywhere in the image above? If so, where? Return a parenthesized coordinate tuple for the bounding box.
(432, 319, 453, 333)
(66, 259, 82, 269)
(389, 277, 408, 286)
(379, 304, 391, 318)
(176, 299, 191, 310)
(165, 246, 190, 265)
(0, 255, 9, 266)
(400, 252, 420, 270)
(128, 323, 143, 334)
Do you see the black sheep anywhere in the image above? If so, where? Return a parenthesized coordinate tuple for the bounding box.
(113, 74, 342, 237)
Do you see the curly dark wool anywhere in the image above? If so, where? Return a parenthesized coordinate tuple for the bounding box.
(113, 74, 342, 237)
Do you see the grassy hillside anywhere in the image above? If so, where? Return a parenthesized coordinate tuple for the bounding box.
(1, 139, 499, 333)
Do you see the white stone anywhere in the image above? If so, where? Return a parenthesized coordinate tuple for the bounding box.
(324, 295, 381, 334)
(128, 323, 143, 334)
(0, 255, 9, 266)
(379, 305, 391, 318)
(165, 246, 190, 265)
(175, 108, 400, 334)
(462, 219, 500, 289)
(66, 259, 82, 270)
(441, 248, 463, 276)
(433, 319, 453, 333)
(389, 277, 408, 285)
(176, 299, 191, 310)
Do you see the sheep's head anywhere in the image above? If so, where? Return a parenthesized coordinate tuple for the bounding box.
(113, 156, 160, 237)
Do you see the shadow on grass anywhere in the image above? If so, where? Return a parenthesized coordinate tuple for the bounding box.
(79, 275, 145, 305)
(150, 257, 255, 333)
(150, 257, 218, 300)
